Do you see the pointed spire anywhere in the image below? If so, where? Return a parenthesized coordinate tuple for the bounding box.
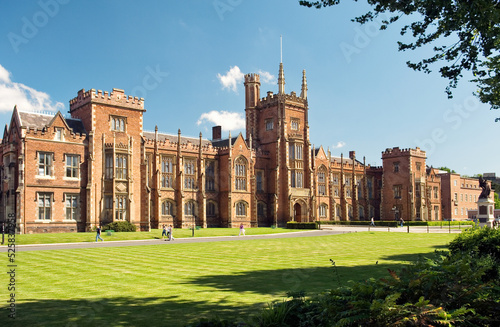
(300, 69, 307, 99)
(278, 62, 285, 94)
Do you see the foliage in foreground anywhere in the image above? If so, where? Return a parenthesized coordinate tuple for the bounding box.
(190, 227, 500, 326)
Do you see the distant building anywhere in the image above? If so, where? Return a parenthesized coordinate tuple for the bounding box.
(380, 147, 442, 222)
(439, 173, 491, 220)
(0, 63, 495, 233)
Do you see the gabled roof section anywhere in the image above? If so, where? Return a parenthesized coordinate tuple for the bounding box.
(2, 124, 9, 143)
(314, 146, 327, 160)
(231, 133, 248, 149)
(17, 110, 86, 135)
(47, 111, 71, 130)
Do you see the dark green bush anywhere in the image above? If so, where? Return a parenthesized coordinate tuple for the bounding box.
(449, 227, 500, 262)
(286, 221, 319, 229)
(101, 221, 137, 232)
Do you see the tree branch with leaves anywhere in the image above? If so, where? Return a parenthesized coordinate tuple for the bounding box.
(300, 0, 500, 120)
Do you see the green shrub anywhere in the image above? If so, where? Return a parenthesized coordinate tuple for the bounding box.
(286, 221, 319, 229)
(448, 227, 500, 262)
(101, 221, 137, 232)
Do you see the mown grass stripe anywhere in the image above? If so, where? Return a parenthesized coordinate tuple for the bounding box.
(2, 232, 456, 326)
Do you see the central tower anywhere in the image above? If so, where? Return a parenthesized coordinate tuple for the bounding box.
(244, 63, 311, 226)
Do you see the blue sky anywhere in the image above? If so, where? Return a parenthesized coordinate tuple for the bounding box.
(0, 0, 497, 175)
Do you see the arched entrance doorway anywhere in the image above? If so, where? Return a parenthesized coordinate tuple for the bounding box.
(294, 203, 302, 222)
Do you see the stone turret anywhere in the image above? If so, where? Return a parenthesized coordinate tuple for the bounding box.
(278, 63, 285, 94)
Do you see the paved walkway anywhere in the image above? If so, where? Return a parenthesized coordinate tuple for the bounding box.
(1, 230, 344, 252)
(1, 225, 466, 252)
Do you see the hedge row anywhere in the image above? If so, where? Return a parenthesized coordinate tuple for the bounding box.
(286, 221, 319, 229)
(317, 220, 474, 227)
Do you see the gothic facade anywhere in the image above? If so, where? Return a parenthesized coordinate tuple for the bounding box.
(0, 63, 491, 233)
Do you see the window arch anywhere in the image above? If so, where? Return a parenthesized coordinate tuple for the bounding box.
(184, 158, 196, 189)
(235, 157, 247, 191)
(184, 201, 196, 216)
(206, 201, 217, 217)
(318, 166, 327, 195)
(257, 201, 266, 218)
(236, 201, 247, 216)
(319, 203, 328, 217)
(161, 200, 175, 216)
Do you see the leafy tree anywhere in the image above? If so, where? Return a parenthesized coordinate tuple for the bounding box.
(437, 166, 456, 174)
(495, 192, 500, 209)
(299, 0, 500, 119)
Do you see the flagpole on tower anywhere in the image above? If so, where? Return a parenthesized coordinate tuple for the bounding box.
(280, 34, 282, 63)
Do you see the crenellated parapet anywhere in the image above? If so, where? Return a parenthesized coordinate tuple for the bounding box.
(142, 132, 219, 155)
(382, 146, 426, 159)
(244, 73, 260, 84)
(69, 88, 145, 112)
(330, 157, 365, 170)
(260, 91, 307, 107)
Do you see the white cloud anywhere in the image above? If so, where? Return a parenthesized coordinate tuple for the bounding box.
(217, 66, 244, 92)
(0, 65, 10, 83)
(331, 141, 346, 149)
(197, 110, 245, 131)
(257, 70, 276, 84)
(0, 64, 64, 113)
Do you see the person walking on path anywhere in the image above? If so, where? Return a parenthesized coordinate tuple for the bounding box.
(370, 217, 375, 227)
(239, 223, 245, 236)
(95, 226, 104, 242)
(161, 224, 167, 240)
(168, 225, 174, 241)
(399, 217, 404, 228)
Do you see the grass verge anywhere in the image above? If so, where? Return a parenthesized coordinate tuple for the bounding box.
(5, 227, 298, 245)
(1, 232, 457, 326)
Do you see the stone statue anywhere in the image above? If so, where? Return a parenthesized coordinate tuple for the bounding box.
(479, 177, 491, 199)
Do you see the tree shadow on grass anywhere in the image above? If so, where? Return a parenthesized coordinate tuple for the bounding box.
(379, 247, 449, 263)
(10, 264, 408, 327)
(183, 263, 415, 299)
(183, 248, 450, 299)
(10, 251, 445, 326)
(11, 296, 261, 327)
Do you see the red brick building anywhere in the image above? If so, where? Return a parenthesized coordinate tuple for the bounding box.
(440, 173, 490, 220)
(1, 64, 492, 233)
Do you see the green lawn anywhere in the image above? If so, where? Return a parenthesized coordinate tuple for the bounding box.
(5, 227, 298, 245)
(1, 232, 457, 326)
